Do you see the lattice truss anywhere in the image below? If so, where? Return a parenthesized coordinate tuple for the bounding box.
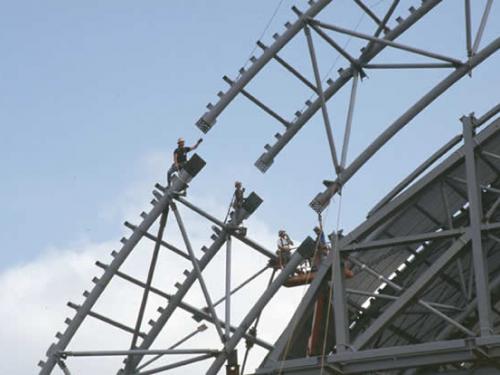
(39, 0, 500, 374)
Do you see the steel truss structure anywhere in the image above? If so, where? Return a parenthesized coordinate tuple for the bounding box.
(40, 1, 500, 374)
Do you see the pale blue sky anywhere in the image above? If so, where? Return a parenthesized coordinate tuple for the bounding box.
(1, 0, 499, 272)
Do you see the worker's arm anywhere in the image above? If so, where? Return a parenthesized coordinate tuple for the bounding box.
(189, 138, 203, 151)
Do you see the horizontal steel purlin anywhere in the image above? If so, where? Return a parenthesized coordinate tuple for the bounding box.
(60, 349, 218, 357)
(257, 337, 500, 374)
(341, 222, 500, 252)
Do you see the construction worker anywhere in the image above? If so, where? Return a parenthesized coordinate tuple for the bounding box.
(311, 226, 328, 272)
(313, 226, 328, 253)
(332, 229, 354, 279)
(233, 181, 245, 210)
(167, 137, 202, 186)
(226, 181, 246, 225)
(277, 230, 294, 268)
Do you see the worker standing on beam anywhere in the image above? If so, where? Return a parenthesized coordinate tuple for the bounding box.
(312, 226, 328, 272)
(233, 181, 245, 210)
(227, 181, 247, 225)
(167, 137, 202, 186)
(277, 230, 294, 268)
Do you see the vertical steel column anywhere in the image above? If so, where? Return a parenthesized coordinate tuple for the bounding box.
(206, 237, 316, 375)
(225, 235, 232, 341)
(462, 115, 493, 336)
(304, 24, 341, 173)
(465, 0, 472, 58)
(332, 234, 349, 352)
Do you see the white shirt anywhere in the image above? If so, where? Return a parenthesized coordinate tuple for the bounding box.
(277, 236, 293, 251)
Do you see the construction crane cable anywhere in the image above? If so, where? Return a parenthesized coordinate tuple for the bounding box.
(238, 0, 287, 79)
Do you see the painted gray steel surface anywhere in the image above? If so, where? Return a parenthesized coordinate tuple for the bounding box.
(39, 1, 500, 373)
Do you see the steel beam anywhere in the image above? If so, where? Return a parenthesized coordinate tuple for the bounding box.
(124, 221, 190, 261)
(372, 0, 399, 39)
(66, 302, 146, 338)
(61, 349, 217, 357)
(476, 103, 500, 127)
(261, 251, 333, 367)
(206, 237, 316, 375)
(97, 263, 273, 350)
(263, 117, 500, 369)
(353, 0, 385, 30)
(170, 202, 225, 342)
(263, 45, 317, 92)
(196, 0, 331, 132)
(332, 233, 349, 352)
(465, 0, 472, 58)
(341, 71, 359, 168)
(437, 274, 500, 341)
(126, 209, 169, 371)
(255, 0, 442, 173)
(462, 115, 493, 336)
(136, 325, 207, 372)
(472, 0, 494, 54)
(173, 196, 226, 229)
(225, 235, 232, 340)
(310, 37, 500, 213)
(304, 24, 341, 173)
(258, 337, 500, 374)
(136, 353, 215, 375)
(309, 23, 361, 71)
(232, 232, 277, 259)
(310, 19, 461, 65)
(345, 289, 462, 313)
(213, 266, 268, 308)
(341, 227, 463, 252)
(127, 204, 255, 370)
(352, 234, 470, 350)
(222, 75, 290, 128)
(371, 161, 448, 224)
(364, 63, 454, 69)
(40, 161, 205, 375)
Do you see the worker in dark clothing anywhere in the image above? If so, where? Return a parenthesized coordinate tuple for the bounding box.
(167, 137, 202, 186)
(226, 181, 246, 225)
(233, 181, 245, 209)
(277, 230, 294, 268)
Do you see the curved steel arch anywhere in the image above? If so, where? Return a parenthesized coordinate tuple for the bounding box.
(39, 1, 500, 374)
